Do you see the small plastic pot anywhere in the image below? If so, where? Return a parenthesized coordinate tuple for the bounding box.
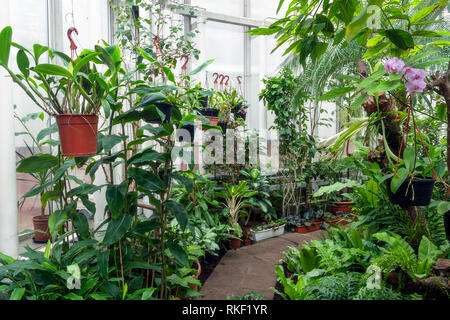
(32, 215, 50, 243)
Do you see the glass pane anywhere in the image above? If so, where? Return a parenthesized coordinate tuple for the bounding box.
(191, 0, 244, 16)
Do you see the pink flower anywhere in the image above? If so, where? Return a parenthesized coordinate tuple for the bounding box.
(384, 57, 405, 74)
(405, 79, 426, 93)
(402, 67, 426, 82)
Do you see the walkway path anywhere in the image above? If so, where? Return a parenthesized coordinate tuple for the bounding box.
(199, 230, 324, 300)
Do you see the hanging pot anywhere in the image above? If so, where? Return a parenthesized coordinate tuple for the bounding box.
(199, 108, 219, 118)
(32, 215, 50, 243)
(144, 102, 173, 124)
(444, 211, 450, 241)
(55, 114, 98, 157)
(386, 177, 435, 206)
(330, 201, 354, 215)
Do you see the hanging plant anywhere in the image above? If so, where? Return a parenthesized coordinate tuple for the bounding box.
(0, 26, 121, 157)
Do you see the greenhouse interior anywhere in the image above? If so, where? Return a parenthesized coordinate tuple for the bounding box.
(0, 0, 449, 304)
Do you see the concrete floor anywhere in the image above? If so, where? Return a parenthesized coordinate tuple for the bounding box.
(199, 230, 325, 300)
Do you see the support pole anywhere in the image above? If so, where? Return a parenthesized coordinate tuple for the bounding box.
(0, 0, 19, 258)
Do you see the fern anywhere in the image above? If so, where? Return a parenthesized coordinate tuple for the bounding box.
(306, 272, 365, 300)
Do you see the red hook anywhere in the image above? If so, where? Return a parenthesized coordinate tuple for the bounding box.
(67, 27, 78, 51)
(224, 75, 230, 86)
(181, 55, 189, 71)
(237, 76, 242, 85)
(212, 72, 219, 84)
(219, 74, 225, 85)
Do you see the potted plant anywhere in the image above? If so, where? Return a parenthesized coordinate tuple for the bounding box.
(227, 87, 247, 121)
(250, 219, 287, 242)
(313, 180, 360, 215)
(386, 146, 436, 207)
(217, 181, 258, 249)
(15, 110, 59, 243)
(0, 27, 122, 157)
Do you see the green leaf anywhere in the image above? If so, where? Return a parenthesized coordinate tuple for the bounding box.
(101, 134, 126, 153)
(97, 250, 109, 280)
(132, 220, 161, 234)
(414, 57, 450, 68)
(16, 154, 58, 173)
(165, 200, 188, 230)
(33, 63, 72, 78)
(37, 122, 58, 142)
(166, 241, 189, 268)
(0, 26, 13, 67)
(318, 87, 355, 101)
(127, 148, 167, 166)
(403, 146, 415, 174)
(367, 80, 402, 95)
(128, 167, 163, 192)
(384, 29, 414, 50)
(102, 215, 133, 246)
(390, 167, 408, 194)
(346, 8, 368, 41)
(418, 236, 438, 263)
(106, 182, 128, 220)
(411, 5, 439, 24)
(16, 50, 30, 77)
(9, 288, 25, 300)
(437, 201, 450, 214)
(73, 211, 90, 240)
(187, 59, 214, 77)
(48, 210, 67, 236)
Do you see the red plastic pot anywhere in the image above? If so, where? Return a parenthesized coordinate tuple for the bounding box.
(55, 114, 98, 157)
(32, 215, 50, 243)
(330, 201, 354, 214)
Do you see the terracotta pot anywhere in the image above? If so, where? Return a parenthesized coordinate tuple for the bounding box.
(55, 114, 98, 157)
(188, 260, 202, 291)
(295, 223, 320, 234)
(204, 116, 219, 127)
(229, 238, 241, 249)
(330, 201, 355, 215)
(32, 215, 50, 243)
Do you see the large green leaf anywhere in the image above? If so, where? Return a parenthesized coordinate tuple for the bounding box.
(403, 146, 415, 174)
(390, 167, 408, 194)
(73, 211, 90, 240)
(166, 241, 189, 268)
(128, 167, 163, 192)
(0, 26, 12, 67)
(33, 63, 72, 78)
(165, 200, 188, 230)
(187, 59, 215, 77)
(106, 182, 128, 220)
(384, 29, 414, 50)
(318, 86, 355, 101)
(102, 215, 133, 246)
(411, 5, 439, 24)
(48, 210, 68, 236)
(97, 250, 109, 280)
(9, 288, 25, 300)
(16, 154, 58, 173)
(127, 148, 167, 166)
(16, 50, 30, 78)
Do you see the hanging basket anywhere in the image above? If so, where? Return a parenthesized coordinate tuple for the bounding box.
(55, 114, 98, 157)
(386, 177, 435, 207)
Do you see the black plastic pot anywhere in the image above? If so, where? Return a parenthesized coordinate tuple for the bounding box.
(199, 108, 219, 117)
(199, 96, 208, 109)
(386, 177, 435, 207)
(218, 121, 228, 134)
(144, 102, 173, 124)
(444, 211, 450, 241)
(176, 123, 195, 142)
